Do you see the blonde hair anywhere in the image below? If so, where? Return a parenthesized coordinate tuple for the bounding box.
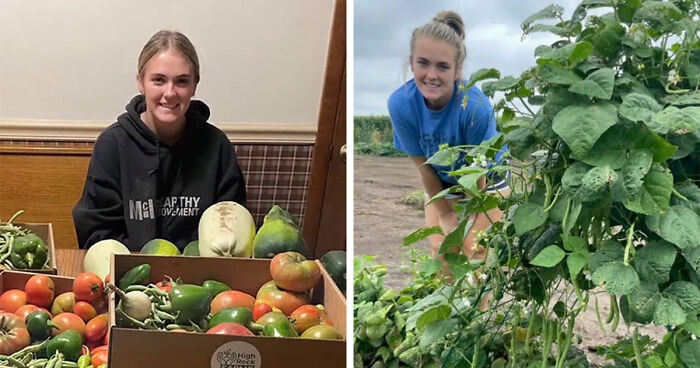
(409, 11, 467, 80)
(137, 30, 200, 83)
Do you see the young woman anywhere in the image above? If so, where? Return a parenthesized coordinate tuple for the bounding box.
(388, 11, 509, 260)
(73, 30, 246, 251)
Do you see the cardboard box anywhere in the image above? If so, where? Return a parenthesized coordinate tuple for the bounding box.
(0, 223, 57, 274)
(108, 254, 346, 367)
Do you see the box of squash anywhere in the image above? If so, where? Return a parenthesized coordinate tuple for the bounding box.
(0, 222, 57, 275)
(107, 253, 346, 368)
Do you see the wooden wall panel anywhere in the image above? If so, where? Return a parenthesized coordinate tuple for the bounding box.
(0, 150, 91, 249)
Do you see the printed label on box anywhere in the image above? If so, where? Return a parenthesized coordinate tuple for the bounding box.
(210, 341, 262, 368)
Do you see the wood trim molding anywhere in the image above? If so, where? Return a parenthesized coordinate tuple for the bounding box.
(0, 119, 317, 144)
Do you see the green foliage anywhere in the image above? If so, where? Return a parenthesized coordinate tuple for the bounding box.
(356, 0, 700, 366)
(354, 116, 407, 156)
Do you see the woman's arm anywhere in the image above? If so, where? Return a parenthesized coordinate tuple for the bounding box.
(410, 156, 459, 233)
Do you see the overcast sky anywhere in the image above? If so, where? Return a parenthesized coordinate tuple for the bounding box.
(353, 0, 583, 116)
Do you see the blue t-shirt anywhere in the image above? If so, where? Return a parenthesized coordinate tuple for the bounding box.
(388, 79, 501, 185)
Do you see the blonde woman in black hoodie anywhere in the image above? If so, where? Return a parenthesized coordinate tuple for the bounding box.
(73, 30, 246, 251)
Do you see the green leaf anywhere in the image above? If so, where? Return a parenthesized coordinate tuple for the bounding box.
(531, 245, 566, 267)
(443, 253, 469, 265)
(619, 93, 662, 124)
(680, 313, 700, 337)
(665, 348, 677, 367)
(568, 68, 615, 100)
(403, 226, 442, 246)
(657, 205, 700, 249)
(526, 24, 571, 37)
(562, 162, 592, 199)
(564, 236, 587, 253)
(522, 4, 564, 29)
(438, 218, 469, 255)
(620, 149, 653, 198)
(628, 123, 677, 162)
(539, 64, 581, 85)
(415, 304, 451, 330)
(424, 148, 454, 166)
(632, 239, 676, 284)
(591, 21, 625, 58)
(684, 246, 700, 274)
(567, 252, 587, 277)
(634, 1, 683, 31)
(420, 259, 444, 277)
(465, 68, 500, 89)
(623, 164, 673, 215)
(580, 124, 629, 169)
(449, 263, 473, 280)
(457, 170, 487, 197)
(651, 106, 700, 135)
(592, 261, 640, 295)
(579, 165, 617, 202)
(568, 41, 594, 65)
(662, 91, 700, 106)
(482, 76, 519, 96)
(680, 339, 700, 367)
(654, 296, 686, 326)
(589, 239, 625, 271)
(513, 203, 548, 235)
(419, 318, 457, 349)
(663, 281, 700, 313)
(628, 282, 661, 321)
(504, 126, 537, 161)
(552, 102, 618, 159)
(538, 43, 578, 64)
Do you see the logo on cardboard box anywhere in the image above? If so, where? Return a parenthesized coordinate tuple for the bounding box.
(211, 341, 261, 368)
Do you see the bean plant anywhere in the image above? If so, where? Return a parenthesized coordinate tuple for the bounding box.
(355, 0, 700, 367)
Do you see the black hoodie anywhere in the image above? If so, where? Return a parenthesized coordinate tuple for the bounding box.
(72, 95, 246, 251)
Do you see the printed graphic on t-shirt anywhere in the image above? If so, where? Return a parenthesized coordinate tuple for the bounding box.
(128, 196, 201, 220)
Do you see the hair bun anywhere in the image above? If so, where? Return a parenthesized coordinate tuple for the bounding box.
(433, 11, 465, 40)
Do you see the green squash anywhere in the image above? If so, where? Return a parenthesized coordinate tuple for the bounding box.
(320, 250, 346, 292)
(252, 205, 310, 258)
(183, 240, 200, 256)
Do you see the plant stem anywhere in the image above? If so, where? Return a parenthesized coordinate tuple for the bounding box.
(633, 327, 644, 368)
(555, 315, 576, 368)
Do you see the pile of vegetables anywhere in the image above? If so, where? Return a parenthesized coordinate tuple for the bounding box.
(0, 211, 51, 271)
(112, 251, 343, 340)
(0, 273, 110, 367)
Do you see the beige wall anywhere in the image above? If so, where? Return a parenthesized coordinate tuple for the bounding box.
(0, 0, 333, 128)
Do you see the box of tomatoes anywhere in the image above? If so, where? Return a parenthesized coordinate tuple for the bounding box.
(107, 253, 346, 368)
(0, 270, 110, 368)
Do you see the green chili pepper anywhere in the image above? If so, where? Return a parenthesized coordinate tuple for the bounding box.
(208, 307, 261, 332)
(46, 330, 83, 362)
(202, 280, 231, 298)
(262, 319, 299, 338)
(118, 263, 151, 290)
(10, 233, 48, 269)
(77, 354, 91, 368)
(26, 310, 56, 340)
(168, 284, 212, 324)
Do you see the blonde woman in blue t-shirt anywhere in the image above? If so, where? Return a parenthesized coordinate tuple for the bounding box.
(388, 11, 510, 266)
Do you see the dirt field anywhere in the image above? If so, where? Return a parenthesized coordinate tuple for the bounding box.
(353, 155, 664, 366)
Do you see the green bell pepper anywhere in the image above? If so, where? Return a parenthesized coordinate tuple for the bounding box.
(26, 310, 56, 340)
(208, 307, 261, 332)
(46, 330, 83, 362)
(10, 233, 48, 269)
(262, 319, 299, 338)
(169, 284, 212, 324)
(202, 280, 231, 298)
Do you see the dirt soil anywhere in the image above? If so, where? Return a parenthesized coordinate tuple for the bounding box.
(353, 155, 664, 367)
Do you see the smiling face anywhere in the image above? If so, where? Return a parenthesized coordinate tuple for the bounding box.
(137, 49, 197, 144)
(410, 36, 458, 111)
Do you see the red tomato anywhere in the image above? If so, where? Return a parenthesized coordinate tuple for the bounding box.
(206, 322, 254, 336)
(253, 302, 273, 321)
(290, 304, 328, 333)
(24, 275, 55, 308)
(14, 305, 40, 321)
(269, 252, 321, 292)
(210, 290, 255, 315)
(84, 314, 108, 342)
(155, 280, 172, 293)
(73, 301, 97, 322)
(256, 281, 310, 316)
(90, 296, 108, 315)
(91, 349, 108, 366)
(51, 312, 86, 336)
(51, 292, 75, 315)
(0, 312, 31, 355)
(0, 290, 27, 313)
(73, 273, 104, 302)
(90, 345, 108, 357)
